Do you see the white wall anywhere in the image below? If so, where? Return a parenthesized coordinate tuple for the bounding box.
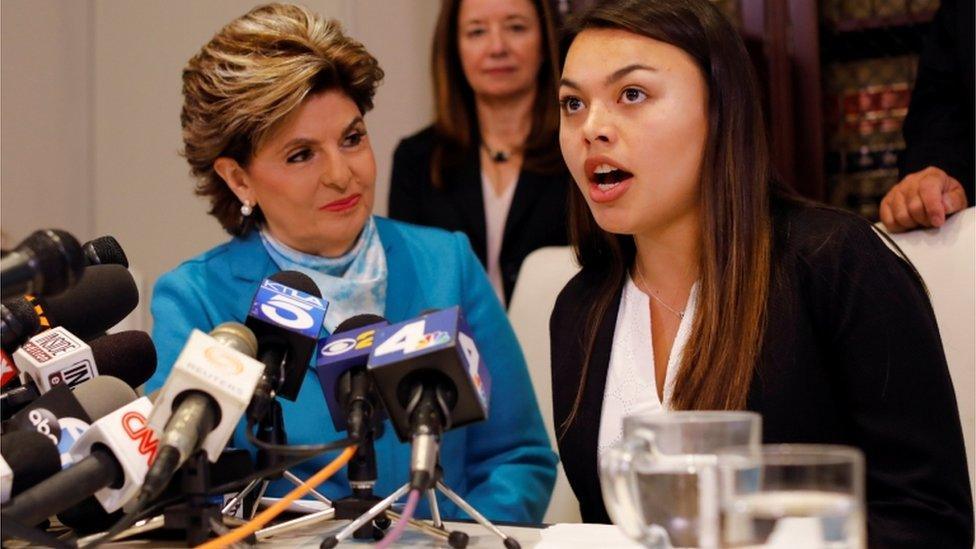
(1, 1, 95, 247)
(2, 0, 438, 329)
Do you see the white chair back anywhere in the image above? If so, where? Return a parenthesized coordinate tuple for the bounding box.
(883, 207, 976, 507)
(508, 246, 582, 523)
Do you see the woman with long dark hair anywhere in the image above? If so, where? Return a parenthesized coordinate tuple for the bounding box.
(549, 0, 973, 545)
(389, 0, 569, 307)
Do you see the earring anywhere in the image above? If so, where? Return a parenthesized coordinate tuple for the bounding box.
(240, 201, 253, 217)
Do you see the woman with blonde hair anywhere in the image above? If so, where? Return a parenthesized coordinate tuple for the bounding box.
(147, 3, 556, 522)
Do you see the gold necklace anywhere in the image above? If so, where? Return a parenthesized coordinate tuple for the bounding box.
(633, 260, 686, 320)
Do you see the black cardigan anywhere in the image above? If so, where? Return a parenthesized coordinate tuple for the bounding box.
(389, 126, 570, 305)
(549, 202, 974, 547)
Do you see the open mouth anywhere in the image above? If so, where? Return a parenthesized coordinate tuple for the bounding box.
(590, 163, 634, 191)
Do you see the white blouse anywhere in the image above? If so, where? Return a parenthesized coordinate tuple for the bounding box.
(597, 276, 699, 458)
(481, 171, 518, 302)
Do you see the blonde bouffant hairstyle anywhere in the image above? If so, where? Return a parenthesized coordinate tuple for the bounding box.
(181, 3, 384, 235)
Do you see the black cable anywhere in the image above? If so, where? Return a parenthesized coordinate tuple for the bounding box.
(245, 419, 355, 456)
(81, 444, 352, 548)
(81, 437, 355, 549)
(77, 490, 188, 549)
(207, 444, 351, 496)
(77, 500, 148, 549)
(1, 513, 74, 549)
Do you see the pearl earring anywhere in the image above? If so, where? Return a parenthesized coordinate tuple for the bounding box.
(240, 201, 253, 217)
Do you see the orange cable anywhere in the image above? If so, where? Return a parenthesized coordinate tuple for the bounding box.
(194, 445, 356, 549)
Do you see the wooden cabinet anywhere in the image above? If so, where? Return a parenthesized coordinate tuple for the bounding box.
(725, 0, 936, 217)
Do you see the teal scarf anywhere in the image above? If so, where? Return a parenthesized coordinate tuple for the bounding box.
(258, 217, 387, 333)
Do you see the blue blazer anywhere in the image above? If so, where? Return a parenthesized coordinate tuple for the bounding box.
(146, 217, 557, 522)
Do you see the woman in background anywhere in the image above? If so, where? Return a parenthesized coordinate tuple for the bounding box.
(389, 0, 569, 307)
(148, 3, 556, 522)
(549, 0, 973, 545)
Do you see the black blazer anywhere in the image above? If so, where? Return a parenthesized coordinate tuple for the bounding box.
(900, 0, 975, 204)
(389, 126, 570, 305)
(550, 202, 974, 547)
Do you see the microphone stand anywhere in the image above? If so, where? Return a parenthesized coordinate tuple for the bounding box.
(252, 417, 395, 542)
(329, 425, 391, 540)
(320, 440, 519, 549)
(319, 460, 519, 549)
(221, 399, 333, 519)
(77, 449, 261, 547)
(162, 452, 224, 546)
(320, 385, 520, 549)
(97, 452, 251, 547)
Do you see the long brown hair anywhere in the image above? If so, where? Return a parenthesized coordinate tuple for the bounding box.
(429, 0, 563, 187)
(559, 0, 793, 438)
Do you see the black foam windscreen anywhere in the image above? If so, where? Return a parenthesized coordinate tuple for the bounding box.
(82, 236, 128, 268)
(42, 264, 138, 341)
(88, 331, 157, 389)
(1, 298, 40, 352)
(334, 313, 387, 335)
(1, 430, 63, 497)
(269, 270, 319, 295)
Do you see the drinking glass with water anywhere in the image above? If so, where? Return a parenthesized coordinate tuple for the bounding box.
(719, 444, 866, 548)
(599, 411, 761, 548)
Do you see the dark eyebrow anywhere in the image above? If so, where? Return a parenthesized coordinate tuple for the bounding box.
(277, 116, 364, 152)
(559, 64, 658, 91)
(463, 14, 530, 26)
(559, 77, 581, 90)
(607, 64, 657, 84)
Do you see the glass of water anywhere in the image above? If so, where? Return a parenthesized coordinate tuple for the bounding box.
(599, 411, 761, 548)
(720, 444, 866, 548)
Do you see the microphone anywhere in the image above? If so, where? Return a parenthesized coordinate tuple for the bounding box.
(5, 384, 93, 447)
(5, 376, 141, 468)
(0, 229, 84, 300)
(244, 271, 327, 421)
(52, 377, 144, 531)
(12, 328, 156, 393)
(143, 323, 263, 502)
(1, 299, 41, 355)
(0, 430, 62, 503)
(1, 264, 139, 352)
(0, 396, 153, 526)
(0, 376, 139, 527)
(367, 307, 491, 489)
(315, 314, 389, 440)
(81, 236, 128, 269)
(2, 329, 156, 420)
